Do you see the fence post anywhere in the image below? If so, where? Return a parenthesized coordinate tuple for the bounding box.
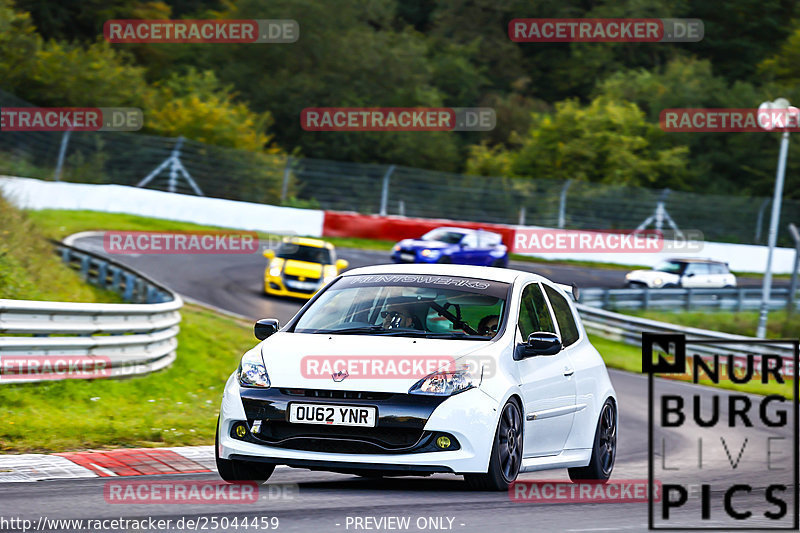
(558, 179, 572, 228)
(518, 206, 526, 225)
(755, 198, 770, 243)
(379, 165, 395, 216)
(280, 156, 292, 204)
(53, 130, 72, 181)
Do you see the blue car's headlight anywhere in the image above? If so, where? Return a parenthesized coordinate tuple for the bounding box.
(237, 350, 270, 388)
(409, 367, 473, 396)
(420, 249, 441, 258)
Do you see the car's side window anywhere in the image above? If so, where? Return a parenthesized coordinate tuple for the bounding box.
(543, 285, 580, 347)
(685, 262, 710, 276)
(461, 233, 478, 248)
(517, 283, 556, 339)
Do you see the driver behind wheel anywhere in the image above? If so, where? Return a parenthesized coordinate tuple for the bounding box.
(478, 314, 499, 336)
(381, 304, 417, 329)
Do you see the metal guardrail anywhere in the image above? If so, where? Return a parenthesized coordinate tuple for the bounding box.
(578, 286, 798, 312)
(577, 303, 796, 377)
(0, 239, 182, 384)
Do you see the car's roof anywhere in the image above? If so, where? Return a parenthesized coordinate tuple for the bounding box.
(428, 226, 500, 236)
(341, 263, 543, 284)
(284, 236, 334, 249)
(662, 257, 726, 264)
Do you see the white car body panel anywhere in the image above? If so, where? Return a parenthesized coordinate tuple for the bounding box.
(218, 264, 617, 476)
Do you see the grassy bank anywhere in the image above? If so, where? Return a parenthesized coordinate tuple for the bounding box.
(0, 199, 121, 302)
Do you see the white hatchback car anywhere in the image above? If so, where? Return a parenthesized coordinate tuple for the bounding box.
(625, 258, 737, 289)
(217, 264, 617, 490)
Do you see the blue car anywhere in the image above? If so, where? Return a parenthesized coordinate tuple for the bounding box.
(391, 227, 509, 267)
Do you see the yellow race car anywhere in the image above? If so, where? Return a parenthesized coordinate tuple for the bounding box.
(263, 237, 349, 299)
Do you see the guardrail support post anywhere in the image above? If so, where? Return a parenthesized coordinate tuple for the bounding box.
(685, 288, 693, 311)
(736, 288, 745, 312)
(642, 288, 650, 310)
(97, 261, 108, 288)
(602, 290, 610, 309)
(80, 255, 90, 280)
(123, 273, 135, 301)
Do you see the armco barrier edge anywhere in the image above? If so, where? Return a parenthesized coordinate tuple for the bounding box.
(0, 238, 183, 384)
(577, 303, 796, 377)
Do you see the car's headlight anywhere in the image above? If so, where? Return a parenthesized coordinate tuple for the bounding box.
(392, 244, 401, 252)
(237, 350, 270, 388)
(269, 262, 282, 277)
(420, 249, 440, 258)
(653, 277, 663, 287)
(625, 272, 632, 280)
(409, 367, 473, 396)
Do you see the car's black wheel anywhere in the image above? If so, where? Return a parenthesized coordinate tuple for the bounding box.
(438, 256, 452, 264)
(465, 399, 523, 491)
(491, 259, 505, 268)
(215, 422, 275, 483)
(568, 400, 616, 483)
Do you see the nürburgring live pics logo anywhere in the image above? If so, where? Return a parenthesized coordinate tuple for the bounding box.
(644, 333, 799, 530)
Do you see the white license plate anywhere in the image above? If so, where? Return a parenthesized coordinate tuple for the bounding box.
(400, 252, 416, 262)
(285, 280, 318, 290)
(288, 403, 377, 427)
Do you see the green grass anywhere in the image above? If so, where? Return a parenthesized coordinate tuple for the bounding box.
(591, 334, 794, 398)
(624, 309, 800, 339)
(0, 200, 121, 302)
(0, 304, 253, 452)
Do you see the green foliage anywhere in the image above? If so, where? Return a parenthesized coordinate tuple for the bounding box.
(467, 97, 690, 188)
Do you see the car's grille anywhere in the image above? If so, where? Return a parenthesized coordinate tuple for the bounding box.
(283, 273, 320, 282)
(279, 388, 392, 401)
(254, 422, 424, 452)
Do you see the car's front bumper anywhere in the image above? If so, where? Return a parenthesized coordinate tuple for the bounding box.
(264, 274, 320, 300)
(218, 374, 498, 474)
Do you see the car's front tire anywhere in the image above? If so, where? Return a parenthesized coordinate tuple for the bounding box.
(215, 422, 275, 483)
(568, 399, 616, 483)
(464, 399, 523, 491)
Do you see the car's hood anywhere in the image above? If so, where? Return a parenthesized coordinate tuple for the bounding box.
(257, 332, 492, 393)
(281, 259, 323, 278)
(398, 239, 453, 251)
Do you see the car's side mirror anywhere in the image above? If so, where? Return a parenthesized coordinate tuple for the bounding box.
(263, 249, 275, 260)
(254, 318, 280, 340)
(335, 259, 349, 270)
(516, 332, 562, 359)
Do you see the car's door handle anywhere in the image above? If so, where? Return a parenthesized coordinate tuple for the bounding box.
(563, 367, 575, 377)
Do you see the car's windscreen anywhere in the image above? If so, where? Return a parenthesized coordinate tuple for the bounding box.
(653, 260, 685, 274)
(421, 229, 466, 244)
(277, 244, 332, 264)
(293, 274, 509, 339)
